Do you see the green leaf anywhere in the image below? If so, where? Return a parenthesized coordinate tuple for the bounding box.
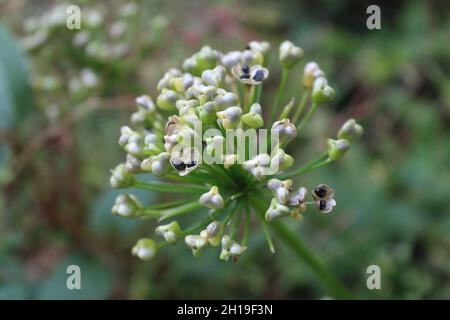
(0, 24, 33, 129)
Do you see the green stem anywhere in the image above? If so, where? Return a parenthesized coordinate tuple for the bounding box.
(250, 196, 352, 299)
(242, 201, 251, 246)
(297, 101, 318, 132)
(270, 221, 352, 299)
(249, 84, 262, 106)
(133, 180, 208, 193)
(292, 91, 310, 124)
(249, 196, 275, 254)
(269, 68, 289, 124)
(156, 200, 203, 221)
(277, 157, 331, 179)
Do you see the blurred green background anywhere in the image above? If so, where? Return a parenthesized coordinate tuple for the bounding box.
(1, 0, 449, 299)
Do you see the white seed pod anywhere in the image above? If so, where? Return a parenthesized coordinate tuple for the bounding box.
(217, 106, 242, 129)
(155, 221, 181, 245)
(132, 238, 157, 260)
(267, 179, 293, 204)
(221, 51, 242, 69)
(279, 40, 304, 69)
(272, 119, 297, 144)
(201, 65, 226, 87)
(112, 194, 142, 218)
(265, 198, 291, 222)
(303, 62, 325, 89)
(199, 186, 224, 210)
(185, 235, 208, 256)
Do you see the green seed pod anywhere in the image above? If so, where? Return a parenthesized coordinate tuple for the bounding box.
(157, 89, 179, 112)
(110, 164, 134, 189)
(265, 198, 291, 222)
(112, 194, 142, 218)
(327, 138, 350, 161)
(132, 238, 157, 260)
(155, 221, 182, 245)
(279, 41, 304, 69)
(337, 119, 364, 141)
(241, 103, 264, 128)
(312, 77, 336, 105)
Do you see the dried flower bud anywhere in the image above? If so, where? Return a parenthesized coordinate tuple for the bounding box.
(132, 238, 157, 260)
(279, 41, 304, 69)
(199, 186, 224, 210)
(312, 77, 336, 105)
(112, 194, 142, 218)
(155, 221, 182, 244)
(241, 103, 264, 128)
(338, 119, 364, 141)
(327, 138, 350, 161)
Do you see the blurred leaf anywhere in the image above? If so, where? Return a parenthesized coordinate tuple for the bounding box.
(0, 24, 33, 129)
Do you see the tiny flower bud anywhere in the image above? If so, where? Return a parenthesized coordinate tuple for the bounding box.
(185, 235, 208, 256)
(270, 148, 294, 172)
(272, 119, 297, 144)
(143, 132, 163, 155)
(199, 186, 224, 210)
(220, 235, 232, 261)
(200, 221, 223, 246)
(229, 242, 247, 258)
(279, 41, 304, 69)
(112, 194, 142, 218)
(217, 106, 242, 129)
(214, 89, 239, 108)
(201, 66, 226, 87)
(248, 41, 271, 64)
(196, 46, 219, 72)
(287, 187, 308, 211)
(197, 101, 219, 125)
(265, 198, 291, 222)
(303, 62, 325, 89)
(156, 89, 179, 112)
(118, 126, 133, 147)
(157, 68, 182, 91)
(221, 51, 242, 69)
(241, 49, 263, 65)
(312, 77, 336, 105)
(155, 221, 182, 244)
(241, 103, 264, 128)
(110, 164, 134, 188)
(337, 119, 364, 141)
(223, 154, 238, 169)
(141, 152, 172, 176)
(327, 138, 350, 161)
(124, 153, 142, 173)
(132, 238, 157, 260)
(267, 178, 293, 204)
(135, 95, 156, 113)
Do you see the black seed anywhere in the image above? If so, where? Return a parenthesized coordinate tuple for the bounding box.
(252, 69, 265, 82)
(241, 64, 250, 74)
(186, 161, 196, 168)
(240, 74, 250, 79)
(319, 200, 327, 211)
(314, 187, 327, 198)
(245, 45, 251, 50)
(171, 159, 186, 171)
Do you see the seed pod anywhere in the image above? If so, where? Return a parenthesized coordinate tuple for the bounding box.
(132, 238, 157, 260)
(279, 41, 304, 69)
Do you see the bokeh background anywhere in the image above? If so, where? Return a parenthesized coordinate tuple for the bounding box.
(1, 0, 449, 299)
